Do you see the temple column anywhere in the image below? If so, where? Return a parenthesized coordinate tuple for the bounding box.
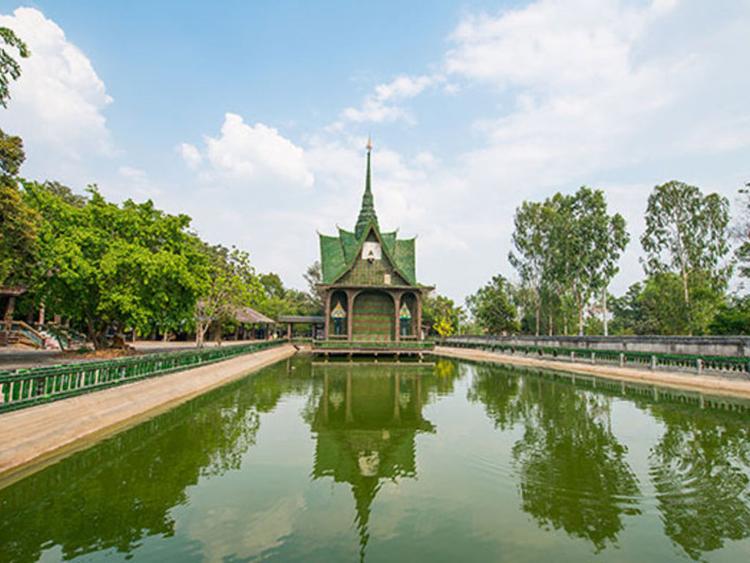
(393, 292, 402, 342)
(416, 293, 423, 340)
(346, 290, 355, 341)
(323, 290, 332, 339)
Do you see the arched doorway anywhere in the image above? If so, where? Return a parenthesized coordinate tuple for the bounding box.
(352, 290, 395, 341)
(399, 293, 418, 338)
(329, 290, 348, 338)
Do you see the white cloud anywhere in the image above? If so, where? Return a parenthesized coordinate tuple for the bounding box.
(177, 142, 202, 170)
(114, 165, 161, 199)
(181, 113, 313, 189)
(118, 165, 146, 180)
(445, 0, 685, 183)
(0, 7, 113, 168)
(436, 0, 750, 296)
(340, 74, 442, 124)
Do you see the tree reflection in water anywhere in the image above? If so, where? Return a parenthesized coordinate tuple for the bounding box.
(648, 402, 750, 560)
(469, 364, 641, 550)
(469, 362, 750, 559)
(0, 365, 292, 563)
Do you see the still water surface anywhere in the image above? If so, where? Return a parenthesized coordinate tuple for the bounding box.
(2, 357, 750, 562)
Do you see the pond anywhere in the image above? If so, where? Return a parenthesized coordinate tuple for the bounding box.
(1, 356, 750, 562)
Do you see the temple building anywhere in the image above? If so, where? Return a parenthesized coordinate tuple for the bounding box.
(317, 140, 433, 345)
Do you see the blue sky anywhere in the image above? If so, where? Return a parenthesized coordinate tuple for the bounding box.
(1, 0, 749, 303)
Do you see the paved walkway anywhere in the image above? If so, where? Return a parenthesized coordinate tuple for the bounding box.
(0, 344, 296, 488)
(435, 346, 750, 399)
(0, 339, 271, 370)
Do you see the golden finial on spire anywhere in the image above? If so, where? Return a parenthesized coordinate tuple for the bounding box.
(366, 135, 372, 152)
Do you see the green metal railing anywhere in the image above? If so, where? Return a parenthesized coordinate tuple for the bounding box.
(0, 339, 288, 413)
(440, 338, 750, 377)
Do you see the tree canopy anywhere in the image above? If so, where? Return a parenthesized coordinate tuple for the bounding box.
(641, 180, 730, 334)
(466, 275, 518, 334)
(0, 26, 29, 108)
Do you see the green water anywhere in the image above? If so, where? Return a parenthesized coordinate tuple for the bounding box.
(2, 357, 750, 563)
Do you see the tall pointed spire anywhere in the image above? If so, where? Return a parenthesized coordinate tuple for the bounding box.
(355, 136, 378, 238)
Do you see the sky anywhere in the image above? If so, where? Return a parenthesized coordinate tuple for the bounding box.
(1, 0, 749, 303)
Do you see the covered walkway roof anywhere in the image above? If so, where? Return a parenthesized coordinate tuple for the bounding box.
(278, 315, 325, 324)
(234, 307, 276, 324)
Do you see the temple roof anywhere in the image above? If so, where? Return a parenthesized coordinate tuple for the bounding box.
(319, 146, 417, 285)
(354, 146, 378, 238)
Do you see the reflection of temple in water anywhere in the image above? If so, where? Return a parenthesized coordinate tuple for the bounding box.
(309, 364, 436, 560)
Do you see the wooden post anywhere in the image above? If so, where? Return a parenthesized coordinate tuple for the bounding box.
(286, 323, 292, 340)
(4, 296, 15, 334)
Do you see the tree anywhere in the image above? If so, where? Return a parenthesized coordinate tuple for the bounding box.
(641, 180, 730, 334)
(609, 273, 724, 335)
(509, 201, 547, 335)
(25, 184, 207, 348)
(423, 293, 462, 337)
(710, 295, 750, 335)
(194, 245, 263, 347)
(733, 182, 750, 281)
(0, 26, 29, 108)
(255, 272, 319, 321)
(0, 129, 38, 288)
(259, 273, 285, 300)
(303, 260, 323, 313)
(466, 275, 518, 334)
(556, 187, 628, 336)
(511, 188, 628, 336)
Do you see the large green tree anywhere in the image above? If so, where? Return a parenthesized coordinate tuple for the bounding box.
(466, 275, 518, 334)
(641, 180, 730, 334)
(558, 187, 628, 336)
(25, 184, 206, 347)
(0, 129, 39, 288)
(0, 26, 29, 108)
(510, 187, 628, 336)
